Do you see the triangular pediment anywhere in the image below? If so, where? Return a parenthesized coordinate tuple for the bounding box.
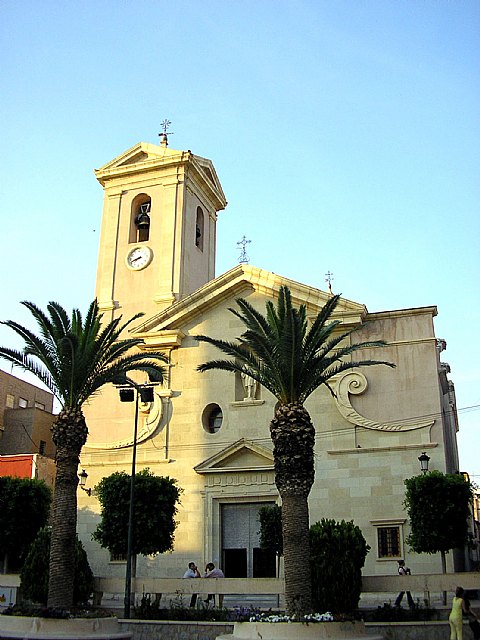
(132, 264, 368, 345)
(192, 155, 224, 197)
(117, 151, 149, 166)
(95, 142, 180, 174)
(194, 439, 274, 474)
(94, 143, 227, 210)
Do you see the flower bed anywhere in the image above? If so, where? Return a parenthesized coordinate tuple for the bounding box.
(248, 611, 334, 623)
(216, 619, 381, 639)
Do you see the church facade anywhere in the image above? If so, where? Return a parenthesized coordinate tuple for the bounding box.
(78, 138, 461, 583)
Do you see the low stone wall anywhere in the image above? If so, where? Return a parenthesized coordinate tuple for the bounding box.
(217, 621, 381, 639)
(118, 620, 234, 640)
(0, 616, 131, 640)
(118, 620, 456, 640)
(0, 618, 457, 640)
(366, 621, 451, 639)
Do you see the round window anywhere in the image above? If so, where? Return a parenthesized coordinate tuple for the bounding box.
(203, 404, 223, 434)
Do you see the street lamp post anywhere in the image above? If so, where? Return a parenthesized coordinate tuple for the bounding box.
(118, 382, 154, 619)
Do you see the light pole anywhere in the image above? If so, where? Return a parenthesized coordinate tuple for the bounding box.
(118, 380, 155, 619)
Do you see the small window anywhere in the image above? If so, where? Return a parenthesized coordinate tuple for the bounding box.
(203, 403, 223, 433)
(195, 206, 204, 251)
(377, 527, 400, 558)
(6, 394, 14, 408)
(35, 401, 45, 410)
(110, 552, 127, 562)
(39, 440, 46, 455)
(371, 519, 405, 560)
(18, 397, 28, 408)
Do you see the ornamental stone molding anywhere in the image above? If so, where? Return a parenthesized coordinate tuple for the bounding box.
(85, 390, 168, 450)
(334, 371, 435, 432)
(205, 472, 275, 487)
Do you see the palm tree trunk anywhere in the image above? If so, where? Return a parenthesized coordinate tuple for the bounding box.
(47, 409, 88, 610)
(47, 445, 80, 609)
(270, 403, 315, 616)
(281, 493, 312, 616)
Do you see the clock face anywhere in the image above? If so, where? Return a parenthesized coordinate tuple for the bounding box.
(126, 245, 153, 271)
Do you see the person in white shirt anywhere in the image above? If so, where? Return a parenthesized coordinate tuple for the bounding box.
(182, 562, 200, 607)
(394, 559, 414, 608)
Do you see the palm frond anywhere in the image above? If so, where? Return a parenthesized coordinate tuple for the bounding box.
(1, 300, 167, 411)
(0, 347, 57, 395)
(20, 301, 57, 345)
(197, 286, 395, 405)
(47, 301, 72, 336)
(196, 359, 245, 374)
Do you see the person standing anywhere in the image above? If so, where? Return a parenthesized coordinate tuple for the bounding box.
(182, 562, 200, 607)
(394, 559, 414, 608)
(449, 586, 468, 640)
(204, 562, 225, 607)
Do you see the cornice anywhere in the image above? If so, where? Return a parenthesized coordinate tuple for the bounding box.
(327, 442, 438, 455)
(95, 147, 192, 185)
(367, 306, 438, 320)
(136, 330, 186, 349)
(131, 264, 368, 336)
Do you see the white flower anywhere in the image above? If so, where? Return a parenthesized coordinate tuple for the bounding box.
(248, 611, 334, 623)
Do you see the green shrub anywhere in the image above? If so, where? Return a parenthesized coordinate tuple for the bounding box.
(93, 470, 181, 557)
(20, 528, 94, 606)
(365, 602, 438, 622)
(0, 476, 51, 571)
(310, 519, 370, 614)
(133, 592, 233, 621)
(258, 504, 283, 557)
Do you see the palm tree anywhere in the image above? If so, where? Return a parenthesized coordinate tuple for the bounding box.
(0, 300, 168, 610)
(196, 286, 394, 616)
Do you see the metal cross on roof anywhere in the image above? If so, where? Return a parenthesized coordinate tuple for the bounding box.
(237, 235, 251, 264)
(158, 120, 174, 146)
(160, 119, 172, 134)
(325, 270, 334, 294)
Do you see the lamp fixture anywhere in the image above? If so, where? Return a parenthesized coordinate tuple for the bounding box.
(78, 469, 92, 496)
(418, 451, 430, 474)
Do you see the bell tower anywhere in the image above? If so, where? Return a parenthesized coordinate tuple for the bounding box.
(94, 137, 227, 323)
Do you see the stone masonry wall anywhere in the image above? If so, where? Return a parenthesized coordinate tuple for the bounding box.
(118, 620, 456, 640)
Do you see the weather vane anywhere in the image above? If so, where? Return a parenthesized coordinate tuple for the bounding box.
(158, 119, 174, 146)
(237, 235, 251, 264)
(325, 270, 334, 294)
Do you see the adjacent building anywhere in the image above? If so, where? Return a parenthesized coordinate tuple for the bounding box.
(0, 369, 56, 487)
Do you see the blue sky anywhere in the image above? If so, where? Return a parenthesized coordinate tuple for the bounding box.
(1, 1, 479, 478)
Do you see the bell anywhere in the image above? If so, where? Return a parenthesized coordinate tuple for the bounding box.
(135, 211, 150, 230)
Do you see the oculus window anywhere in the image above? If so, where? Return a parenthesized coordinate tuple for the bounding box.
(203, 403, 223, 433)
